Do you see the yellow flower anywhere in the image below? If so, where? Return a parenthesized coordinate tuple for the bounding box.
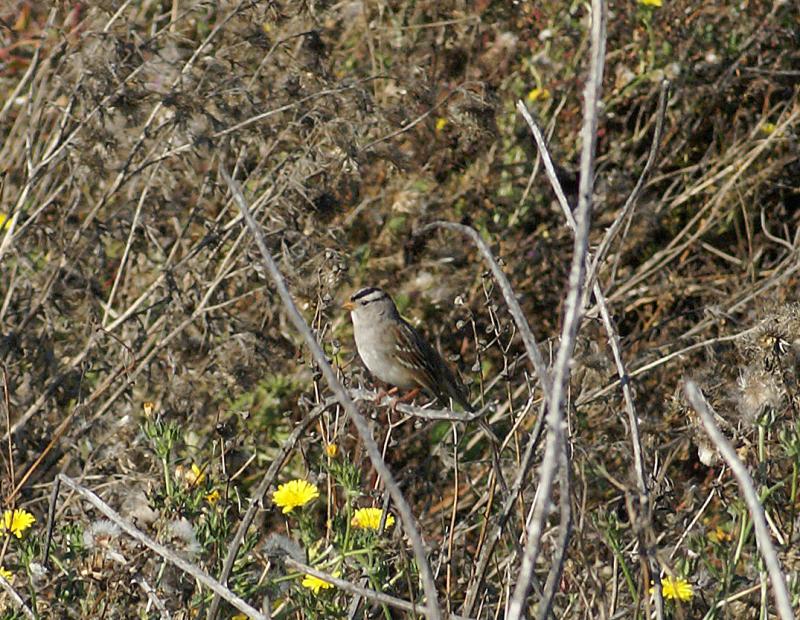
(325, 443, 338, 458)
(651, 576, 693, 602)
(351, 507, 395, 530)
(142, 401, 156, 417)
(1, 509, 35, 538)
(638, 0, 662, 6)
(0, 567, 11, 581)
(527, 87, 551, 103)
(205, 489, 221, 504)
(187, 464, 205, 485)
(273, 480, 319, 514)
(0, 213, 9, 232)
(301, 573, 335, 594)
(175, 463, 206, 488)
(435, 117, 448, 132)
(761, 122, 777, 136)
(708, 525, 732, 543)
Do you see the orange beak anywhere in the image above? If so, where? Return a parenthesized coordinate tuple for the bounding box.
(342, 300, 356, 311)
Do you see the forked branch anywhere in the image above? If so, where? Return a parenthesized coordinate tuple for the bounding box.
(220, 168, 443, 620)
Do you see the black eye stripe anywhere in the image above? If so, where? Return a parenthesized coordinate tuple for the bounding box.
(351, 287, 380, 301)
(351, 287, 385, 303)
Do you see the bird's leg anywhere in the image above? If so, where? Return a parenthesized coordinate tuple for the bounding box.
(390, 387, 420, 412)
(373, 385, 399, 405)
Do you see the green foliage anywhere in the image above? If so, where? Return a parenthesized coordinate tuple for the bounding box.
(227, 374, 302, 433)
(1, 0, 798, 617)
(142, 415, 181, 498)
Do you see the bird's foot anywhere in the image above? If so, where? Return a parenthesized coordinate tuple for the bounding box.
(390, 387, 420, 412)
(374, 386, 399, 405)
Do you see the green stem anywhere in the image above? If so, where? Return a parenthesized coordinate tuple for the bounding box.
(162, 456, 172, 497)
(603, 526, 638, 605)
(789, 461, 798, 542)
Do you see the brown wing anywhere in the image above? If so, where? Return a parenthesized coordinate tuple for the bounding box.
(395, 319, 472, 411)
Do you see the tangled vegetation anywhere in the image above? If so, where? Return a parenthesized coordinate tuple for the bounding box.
(0, 0, 799, 618)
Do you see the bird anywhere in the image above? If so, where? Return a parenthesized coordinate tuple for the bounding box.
(343, 286, 473, 412)
(344, 285, 505, 488)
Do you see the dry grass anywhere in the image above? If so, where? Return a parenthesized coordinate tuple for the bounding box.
(1, 0, 799, 618)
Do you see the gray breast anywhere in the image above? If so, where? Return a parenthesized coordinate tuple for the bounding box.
(353, 318, 417, 388)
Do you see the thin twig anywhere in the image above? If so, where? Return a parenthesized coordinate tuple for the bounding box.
(670, 485, 717, 560)
(515, 66, 671, 620)
(516, 87, 668, 616)
(349, 388, 491, 421)
(462, 399, 546, 616)
(536, 434, 573, 620)
(135, 575, 171, 620)
(221, 168, 443, 620)
(411, 221, 554, 615)
(42, 475, 62, 568)
(587, 81, 671, 289)
(507, 0, 606, 616)
(1, 366, 15, 492)
(0, 574, 35, 620)
(683, 382, 793, 620)
(577, 326, 762, 406)
(101, 161, 162, 327)
(417, 222, 551, 401)
(515, 94, 657, 499)
(284, 558, 473, 620)
(51, 474, 268, 620)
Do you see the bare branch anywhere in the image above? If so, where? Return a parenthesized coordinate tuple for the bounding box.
(587, 80, 671, 288)
(536, 436, 573, 620)
(684, 381, 793, 620)
(220, 168, 442, 620)
(462, 398, 546, 616)
(515, 90, 663, 502)
(418, 221, 551, 400)
(517, 89, 667, 616)
(284, 558, 473, 620)
(507, 0, 606, 616)
(49, 474, 268, 620)
(349, 388, 491, 422)
(0, 574, 35, 620)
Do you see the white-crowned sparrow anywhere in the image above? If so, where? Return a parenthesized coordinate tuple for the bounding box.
(343, 286, 473, 411)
